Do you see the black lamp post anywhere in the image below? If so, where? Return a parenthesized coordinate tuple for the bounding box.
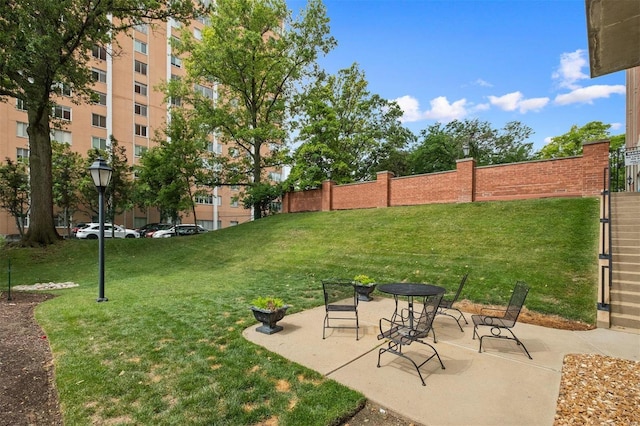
(88, 157, 113, 302)
(463, 142, 470, 158)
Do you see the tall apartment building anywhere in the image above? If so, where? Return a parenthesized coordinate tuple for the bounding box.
(0, 17, 259, 237)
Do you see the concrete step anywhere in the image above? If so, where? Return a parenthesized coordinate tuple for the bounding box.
(611, 312, 640, 330)
(612, 247, 640, 257)
(609, 299, 640, 316)
(611, 276, 640, 292)
(612, 253, 640, 264)
(610, 289, 640, 304)
(612, 263, 640, 275)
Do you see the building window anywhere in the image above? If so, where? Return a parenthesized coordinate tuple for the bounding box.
(197, 220, 214, 231)
(196, 195, 214, 205)
(17, 148, 29, 162)
(93, 91, 107, 106)
(231, 199, 239, 207)
(170, 96, 182, 106)
(134, 82, 147, 96)
(92, 113, 106, 128)
(194, 84, 214, 99)
(52, 82, 72, 97)
(134, 124, 148, 137)
(171, 55, 182, 68)
(230, 221, 239, 226)
(134, 40, 147, 54)
(92, 45, 107, 60)
(16, 99, 27, 111)
(53, 105, 72, 121)
(92, 68, 107, 83)
(16, 122, 29, 138)
(134, 23, 148, 34)
(134, 60, 147, 75)
(230, 185, 240, 191)
(134, 103, 147, 116)
(134, 145, 148, 157)
(194, 28, 202, 40)
(51, 129, 72, 144)
(92, 137, 107, 150)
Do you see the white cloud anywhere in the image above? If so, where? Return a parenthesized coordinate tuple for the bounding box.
(424, 96, 468, 121)
(553, 49, 589, 90)
(554, 84, 625, 105)
(474, 78, 493, 88)
(488, 91, 549, 113)
(394, 95, 424, 122)
(394, 95, 468, 123)
(610, 122, 623, 131)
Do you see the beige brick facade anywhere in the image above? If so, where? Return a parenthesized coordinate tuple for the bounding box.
(0, 19, 254, 237)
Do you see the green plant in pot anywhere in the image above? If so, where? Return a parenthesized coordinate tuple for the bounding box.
(353, 274, 377, 301)
(250, 296, 289, 334)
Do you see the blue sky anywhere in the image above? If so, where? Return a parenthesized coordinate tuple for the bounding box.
(287, 0, 626, 151)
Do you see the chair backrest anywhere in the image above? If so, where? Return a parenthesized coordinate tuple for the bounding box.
(503, 281, 529, 323)
(322, 279, 357, 308)
(450, 273, 469, 303)
(413, 293, 443, 337)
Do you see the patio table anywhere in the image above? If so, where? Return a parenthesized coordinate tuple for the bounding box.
(377, 283, 446, 331)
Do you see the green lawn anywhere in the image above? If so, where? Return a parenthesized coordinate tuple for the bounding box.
(0, 197, 599, 424)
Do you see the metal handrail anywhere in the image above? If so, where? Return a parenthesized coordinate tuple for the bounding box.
(598, 167, 612, 310)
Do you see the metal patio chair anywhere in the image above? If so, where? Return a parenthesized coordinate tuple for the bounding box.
(322, 279, 359, 340)
(377, 292, 445, 386)
(472, 281, 532, 359)
(436, 273, 469, 331)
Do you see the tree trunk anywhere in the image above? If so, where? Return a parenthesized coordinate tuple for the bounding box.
(24, 106, 60, 246)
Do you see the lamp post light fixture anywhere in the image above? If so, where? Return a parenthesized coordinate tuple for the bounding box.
(88, 157, 113, 302)
(628, 175, 633, 191)
(462, 142, 470, 158)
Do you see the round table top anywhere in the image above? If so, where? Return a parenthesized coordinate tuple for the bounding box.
(377, 283, 446, 297)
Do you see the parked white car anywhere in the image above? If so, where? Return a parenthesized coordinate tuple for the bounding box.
(152, 224, 208, 238)
(76, 223, 140, 239)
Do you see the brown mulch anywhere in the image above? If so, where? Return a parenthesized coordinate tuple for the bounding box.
(1, 292, 636, 426)
(0, 292, 62, 426)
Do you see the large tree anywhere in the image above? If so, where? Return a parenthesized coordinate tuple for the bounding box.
(135, 108, 215, 226)
(0, 159, 30, 237)
(51, 141, 84, 238)
(410, 119, 535, 174)
(178, 0, 335, 219)
(0, 0, 197, 245)
(536, 121, 612, 159)
(288, 63, 414, 188)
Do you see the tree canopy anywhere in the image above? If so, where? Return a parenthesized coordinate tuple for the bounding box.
(0, 0, 198, 245)
(287, 63, 414, 189)
(537, 121, 612, 159)
(177, 0, 335, 219)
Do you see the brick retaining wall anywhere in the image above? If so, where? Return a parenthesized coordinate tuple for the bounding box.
(282, 140, 610, 213)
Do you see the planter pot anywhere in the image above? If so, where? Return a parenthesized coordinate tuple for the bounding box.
(251, 306, 289, 334)
(355, 284, 376, 301)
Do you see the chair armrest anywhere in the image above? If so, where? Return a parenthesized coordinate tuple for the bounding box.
(378, 317, 403, 340)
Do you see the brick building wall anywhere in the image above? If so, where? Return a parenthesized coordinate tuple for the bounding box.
(282, 140, 610, 213)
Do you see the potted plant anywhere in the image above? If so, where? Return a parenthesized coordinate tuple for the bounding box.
(353, 274, 377, 301)
(250, 296, 289, 334)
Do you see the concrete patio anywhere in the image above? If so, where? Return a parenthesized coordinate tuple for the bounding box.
(244, 297, 640, 425)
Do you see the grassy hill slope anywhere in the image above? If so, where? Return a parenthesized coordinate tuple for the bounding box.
(0, 197, 599, 424)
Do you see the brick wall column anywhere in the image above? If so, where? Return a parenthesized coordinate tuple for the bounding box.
(456, 158, 476, 202)
(376, 171, 394, 208)
(322, 180, 335, 211)
(282, 192, 290, 213)
(582, 140, 610, 196)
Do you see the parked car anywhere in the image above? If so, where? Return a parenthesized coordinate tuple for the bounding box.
(71, 222, 89, 238)
(144, 223, 173, 238)
(76, 223, 140, 239)
(135, 223, 172, 238)
(152, 224, 208, 238)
